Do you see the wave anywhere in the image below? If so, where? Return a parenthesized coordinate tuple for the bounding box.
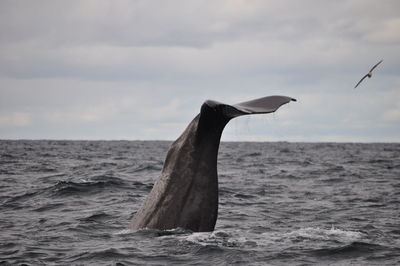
(1, 176, 151, 211)
(283, 226, 364, 243)
(124, 227, 185, 237)
(79, 212, 113, 223)
(311, 241, 387, 258)
(243, 152, 262, 157)
(234, 193, 256, 199)
(132, 163, 163, 173)
(33, 202, 65, 212)
(1, 140, 399, 266)
(178, 230, 259, 249)
(69, 248, 133, 262)
(1, 191, 40, 209)
(50, 176, 129, 197)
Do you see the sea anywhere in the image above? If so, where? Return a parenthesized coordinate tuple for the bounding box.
(0, 140, 399, 266)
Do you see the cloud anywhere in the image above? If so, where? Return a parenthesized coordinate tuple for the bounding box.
(0, 0, 399, 141)
(382, 108, 400, 121)
(0, 112, 32, 128)
(367, 18, 400, 43)
(45, 105, 119, 124)
(1, 0, 400, 81)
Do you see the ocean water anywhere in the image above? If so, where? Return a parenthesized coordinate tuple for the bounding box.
(1, 140, 399, 265)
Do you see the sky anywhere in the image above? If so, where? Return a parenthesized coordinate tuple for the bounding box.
(1, 0, 399, 142)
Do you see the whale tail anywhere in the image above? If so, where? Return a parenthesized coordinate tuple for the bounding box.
(204, 95, 296, 120)
(130, 95, 296, 232)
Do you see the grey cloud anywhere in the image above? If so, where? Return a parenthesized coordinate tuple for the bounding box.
(3, 0, 398, 48)
(1, 0, 399, 141)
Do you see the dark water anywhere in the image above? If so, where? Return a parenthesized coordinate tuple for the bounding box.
(1, 140, 399, 265)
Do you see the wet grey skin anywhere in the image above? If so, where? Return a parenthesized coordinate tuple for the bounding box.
(130, 95, 296, 232)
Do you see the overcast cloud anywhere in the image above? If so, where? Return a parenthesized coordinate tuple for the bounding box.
(1, 0, 399, 141)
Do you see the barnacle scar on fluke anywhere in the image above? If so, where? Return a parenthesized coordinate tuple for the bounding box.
(130, 95, 296, 232)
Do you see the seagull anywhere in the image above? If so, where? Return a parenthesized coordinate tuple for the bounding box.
(354, 59, 383, 88)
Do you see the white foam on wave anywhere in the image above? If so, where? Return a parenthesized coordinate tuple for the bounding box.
(185, 232, 213, 245)
(114, 228, 136, 235)
(182, 230, 257, 248)
(283, 225, 364, 242)
(115, 226, 365, 249)
(250, 225, 366, 247)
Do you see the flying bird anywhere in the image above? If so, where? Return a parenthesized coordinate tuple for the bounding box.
(354, 59, 383, 88)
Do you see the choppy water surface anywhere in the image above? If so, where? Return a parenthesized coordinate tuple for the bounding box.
(1, 140, 399, 265)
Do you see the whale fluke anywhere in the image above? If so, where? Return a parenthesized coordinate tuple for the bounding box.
(130, 95, 296, 232)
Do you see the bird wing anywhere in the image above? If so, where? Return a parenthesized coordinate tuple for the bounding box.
(354, 74, 368, 88)
(369, 59, 383, 72)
